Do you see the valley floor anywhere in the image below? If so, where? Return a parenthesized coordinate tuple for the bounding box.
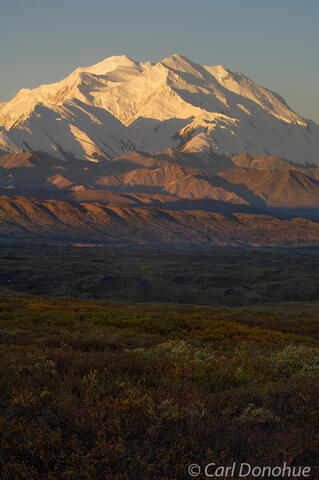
(2, 244, 319, 306)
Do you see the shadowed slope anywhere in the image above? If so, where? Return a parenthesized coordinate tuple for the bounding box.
(220, 167, 319, 207)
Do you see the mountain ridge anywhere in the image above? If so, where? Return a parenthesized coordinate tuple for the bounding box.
(2, 194, 319, 247)
(2, 151, 319, 209)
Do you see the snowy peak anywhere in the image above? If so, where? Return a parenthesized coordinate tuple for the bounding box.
(82, 54, 141, 74)
(160, 53, 202, 74)
(0, 55, 148, 130)
(0, 54, 318, 164)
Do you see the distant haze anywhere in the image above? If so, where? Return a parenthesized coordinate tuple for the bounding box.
(0, 0, 318, 123)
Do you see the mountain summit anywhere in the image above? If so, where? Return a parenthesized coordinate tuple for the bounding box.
(0, 54, 318, 164)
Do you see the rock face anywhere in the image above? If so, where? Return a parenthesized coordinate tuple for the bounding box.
(0, 54, 318, 164)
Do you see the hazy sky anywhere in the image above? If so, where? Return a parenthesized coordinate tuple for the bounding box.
(1, 0, 318, 122)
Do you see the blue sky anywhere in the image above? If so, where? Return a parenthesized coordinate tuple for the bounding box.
(1, 0, 318, 122)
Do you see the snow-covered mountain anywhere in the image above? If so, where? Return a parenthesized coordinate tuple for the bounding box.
(0, 54, 318, 164)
